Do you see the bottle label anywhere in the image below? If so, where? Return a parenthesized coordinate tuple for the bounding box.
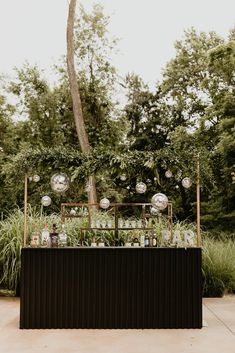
(31, 236, 40, 247)
(144, 239, 149, 247)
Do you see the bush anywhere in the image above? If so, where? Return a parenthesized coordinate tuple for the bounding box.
(202, 238, 235, 297)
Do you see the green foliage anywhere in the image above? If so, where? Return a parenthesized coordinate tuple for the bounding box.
(0, 207, 89, 292)
(202, 238, 235, 297)
(0, 210, 24, 292)
(0, 5, 234, 232)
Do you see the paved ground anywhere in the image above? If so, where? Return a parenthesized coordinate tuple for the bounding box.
(0, 296, 234, 353)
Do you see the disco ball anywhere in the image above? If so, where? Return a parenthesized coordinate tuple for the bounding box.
(50, 173, 69, 193)
(70, 209, 76, 216)
(120, 174, 127, 181)
(32, 174, 40, 182)
(182, 177, 192, 189)
(136, 182, 147, 194)
(150, 206, 159, 216)
(99, 198, 110, 209)
(41, 195, 51, 207)
(151, 193, 168, 210)
(165, 170, 172, 178)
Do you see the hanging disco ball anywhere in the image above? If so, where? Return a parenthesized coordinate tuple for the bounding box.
(165, 170, 172, 178)
(151, 193, 168, 210)
(136, 182, 147, 194)
(32, 174, 40, 182)
(182, 177, 192, 189)
(150, 206, 159, 216)
(41, 195, 51, 207)
(120, 174, 127, 181)
(99, 198, 110, 209)
(50, 173, 69, 193)
(146, 178, 152, 184)
(70, 209, 76, 216)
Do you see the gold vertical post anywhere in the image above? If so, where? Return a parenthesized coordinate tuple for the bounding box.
(196, 155, 201, 247)
(168, 203, 173, 242)
(23, 174, 28, 247)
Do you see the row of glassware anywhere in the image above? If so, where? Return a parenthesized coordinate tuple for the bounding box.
(90, 218, 153, 229)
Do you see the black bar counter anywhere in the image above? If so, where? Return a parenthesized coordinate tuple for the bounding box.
(20, 247, 202, 329)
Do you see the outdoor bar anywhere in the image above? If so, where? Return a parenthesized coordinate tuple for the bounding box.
(20, 199, 202, 329)
(20, 246, 202, 329)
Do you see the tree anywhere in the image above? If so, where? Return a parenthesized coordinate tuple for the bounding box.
(158, 28, 235, 229)
(67, 0, 97, 205)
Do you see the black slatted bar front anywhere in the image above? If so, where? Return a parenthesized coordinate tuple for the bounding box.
(20, 248, 202, 329)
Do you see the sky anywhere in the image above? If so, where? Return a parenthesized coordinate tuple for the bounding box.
(0, 0, 234, 89)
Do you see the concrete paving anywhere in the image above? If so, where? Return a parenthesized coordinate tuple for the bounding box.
(0, 296, 234, 353)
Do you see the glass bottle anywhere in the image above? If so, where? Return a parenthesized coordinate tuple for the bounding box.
(41, 224, 50, 247)
(152, 233, 157, 247)
(133, 237, 140, 247)
(58, 224, 67, 247)
(144, 233, 149, 247)
(50, 224, 59, 248)
(30, 225, 40, 247)
(140, 233, 145, 247)
(91, 237, 97, 247)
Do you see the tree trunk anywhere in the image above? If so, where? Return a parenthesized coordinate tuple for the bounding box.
(67, 0, 97, 204)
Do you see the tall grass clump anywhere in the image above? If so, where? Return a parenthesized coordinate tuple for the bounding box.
(0, 207, 88, 293)
(0, 209, 24, 292)
(202, 238, 235, 297)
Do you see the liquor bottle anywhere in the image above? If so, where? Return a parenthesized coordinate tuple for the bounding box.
(30, 225, 40, 247)
(133, 237, 140, 247)
(58, 224, 67, 247)
(144, 233, 149, 247)
(140, 233, 145, 247)
(98, 239, 105, 247)
(91, 237, 97, 247)
(41, 224, 50, 247)
(152, 233, 157, 247)
(50, 224, 59, 248)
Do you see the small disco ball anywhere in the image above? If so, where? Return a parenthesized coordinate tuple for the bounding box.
(99, 198, 110, 209)
(136, 182, 147, 194)
(50, 173, 69, 193)
(150, 206, 159, 216)
(120, 174, 127, 181)
(32, 174, 40, 182)
(146, 178, 152, 184)
(165, 170, 172, 178)
(151, 193, 168, 210)
(41, 195, 51, 207)
(182, 177, 192, 189)
(70, 209, 76, 216)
